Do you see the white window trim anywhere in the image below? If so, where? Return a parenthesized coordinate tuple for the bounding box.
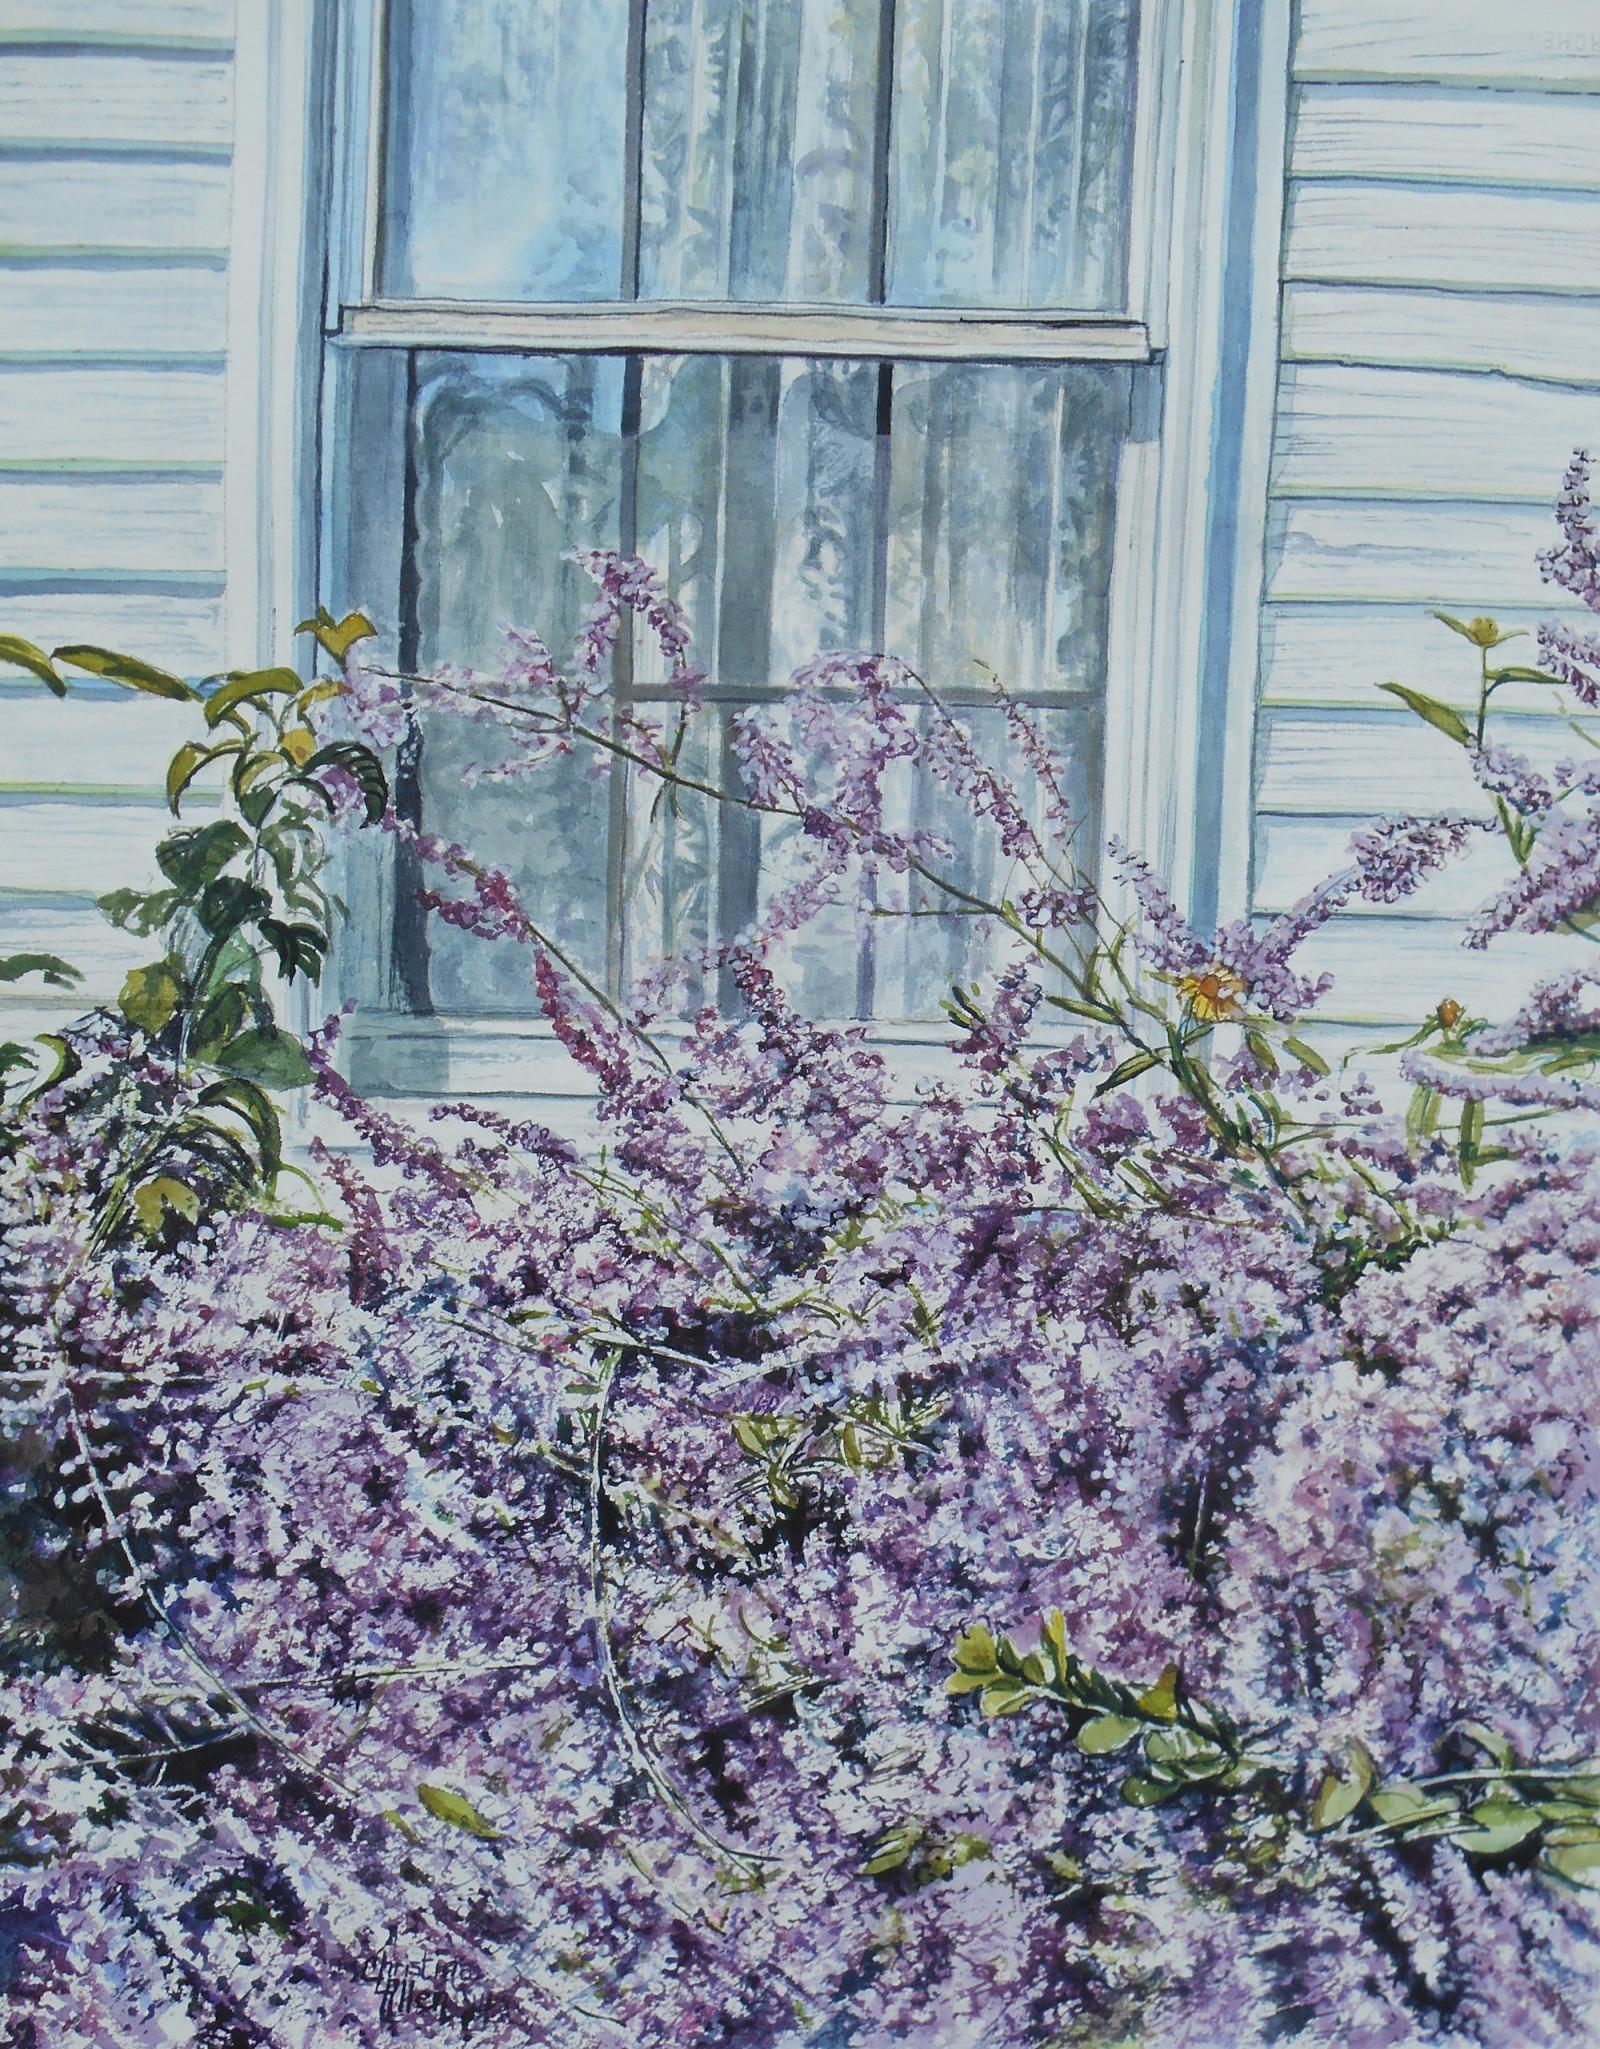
(244, 0, 1291, 1111)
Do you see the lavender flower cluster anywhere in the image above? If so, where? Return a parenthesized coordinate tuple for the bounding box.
(9, 525, 1600, 2049)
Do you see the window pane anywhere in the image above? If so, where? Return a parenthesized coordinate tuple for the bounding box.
(639, 0, 884, 302)
(410, 353, 625, 1013)
(888, 0, 1140, 308)
(404, 354, 1125, 1020)
(381, 0, 630, 300)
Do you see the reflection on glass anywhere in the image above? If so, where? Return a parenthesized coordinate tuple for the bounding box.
(888, 0, 1139, 309)
(406, 354, 1124, 1019)
(639, 0, 884, 301)
(410, 354, 624, 1012)
(382, 0, 629, 300)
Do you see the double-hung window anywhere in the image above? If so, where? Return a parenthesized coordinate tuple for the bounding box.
(317, 0, 1253, 1093)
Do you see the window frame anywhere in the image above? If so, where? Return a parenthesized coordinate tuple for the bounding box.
(286, 0, 1289, 1114)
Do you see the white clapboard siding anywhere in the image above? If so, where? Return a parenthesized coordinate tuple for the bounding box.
(0, 1, 232, 40)
(1288, 917, 1595, 1027)
(1281, 284, 1600, 389)
(1267, 502, 1558, 606)
(0, 476, 224, 578)
(0, 266, 229, 363)
(1255, 708, 1581, 816)
(1254, 814, 1520, 920)
(1285, 184, 1600, 296)
(0, 802, 168, 898)
(0, 596, 225, 682)
(1295, 0, 1600, 90)
(0, 694, 199, 793)
(0, 55, 232, 152)
(1273, 365, 1600, 502)
(0, 903, 154, 1012)
(0, 366, 224, 470)
(0, 160, 230, 257)
(1258, 602, 1591, 711)
(1291, 85, 1600, 190)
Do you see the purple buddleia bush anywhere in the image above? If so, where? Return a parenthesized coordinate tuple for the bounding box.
(9, 468, 1600, 2045)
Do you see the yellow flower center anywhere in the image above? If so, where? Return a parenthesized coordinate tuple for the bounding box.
(1177, 966, 1248, 1023)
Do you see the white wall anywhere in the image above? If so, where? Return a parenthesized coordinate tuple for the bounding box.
(0, 0, 314, 1033)
(1251, 0, 1600, 1025)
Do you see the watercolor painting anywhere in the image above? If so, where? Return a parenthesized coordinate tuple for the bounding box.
(10, 2, 1600, 2044)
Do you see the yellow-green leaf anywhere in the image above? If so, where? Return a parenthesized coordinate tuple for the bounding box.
(1077, 1714, 1141, 1756)
(119, 961, 184, 1036)
(417, 1782, 502, 1840)
(1455, 1798, 1541, 1856)
(132, 1177, 200, 1236)
(54, 644, 196, 701)
(0, 632, 64, 695)
(1135, 1662, 1181, 1723)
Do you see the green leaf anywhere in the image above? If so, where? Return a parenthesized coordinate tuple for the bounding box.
(1454, 1798, 1541, 1856)
(257, 917, 327, 984)
(118, 960, 184, 1036)
(202, 667, 302, 730)
(1135, 1663, 1181, 1723)
(417, 1782, 502, 1841)
(97, 886, 181, 936)
(1488, 665, 1560, 686)
(16, 1032, 78, 1109)
(862, 1826, 922, 1875)
(0, 951, 79, 988)
(214, 1026, 314, 1092)
(304, 741, 389, 825)
(1368, 1785, 1458, 1832)
(951, 1624, 998, 1676)
(1244, 1028, 1279, 1079)
(0, 633, 64, 695)
(1546, 1839, 1600, 1889)
(1077, 1714, 1141, 1756)
(294, 607, 377, 663)
(979, 1680, 1033, 1718)
(196, 876, 272, 939)
(197, 1076, 283, 1180)
(53, 644, 196, 701)
(1378, 682, 1472, 747)
(167, 738, 243, 814)
(1283, 1034, 1331, 1077)
(157, 820, 250, 894)
(1095, 1049, 1162, 1097)
(1309, 1740, 1377, 1831)
(1456, 1722, 1515, 1769)
(1121, 1775, 1179, 1809)
(132, 1176, 200, 1236)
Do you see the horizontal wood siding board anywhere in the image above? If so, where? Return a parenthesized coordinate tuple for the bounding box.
(0, 693, 199, 792)
(0, 54, 231, 153)
(0, 159, 229, 255)
(1254, 812, 1525, 919)
(1285, 183, 1600, 295)
(1258, 602, 1587, 710)
(1286, 916, 1594, 1027)
(0, 364, 223, 466)
(0, 798, 167, 896)
(1291, 83, 1600, 189)
(0, 593, 223, 675)
(1294, 1, 1600, 89)
(1272, 363, 1600, 502)
(0, 1, 233, 43)
(1267, 501, 1561, 605)
(0, 900, 149, 997)
(1281, 283, 1600, 389)
(1255, 706, 1581, 815)
(0, 475, 223, 575)
(0, 263, 228, 360)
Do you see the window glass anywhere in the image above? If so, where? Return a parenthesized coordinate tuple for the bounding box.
(887, 0, 1140, 308)
(381, 0, 630, 300)
(408, 352, 1125, 1017)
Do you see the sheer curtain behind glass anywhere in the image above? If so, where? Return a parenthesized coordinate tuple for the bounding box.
(378, 0, 1140, 1022)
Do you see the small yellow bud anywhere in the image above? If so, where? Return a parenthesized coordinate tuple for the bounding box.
(1467, 617, 1502, 649)
(1435, 997, 1464, 1032)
